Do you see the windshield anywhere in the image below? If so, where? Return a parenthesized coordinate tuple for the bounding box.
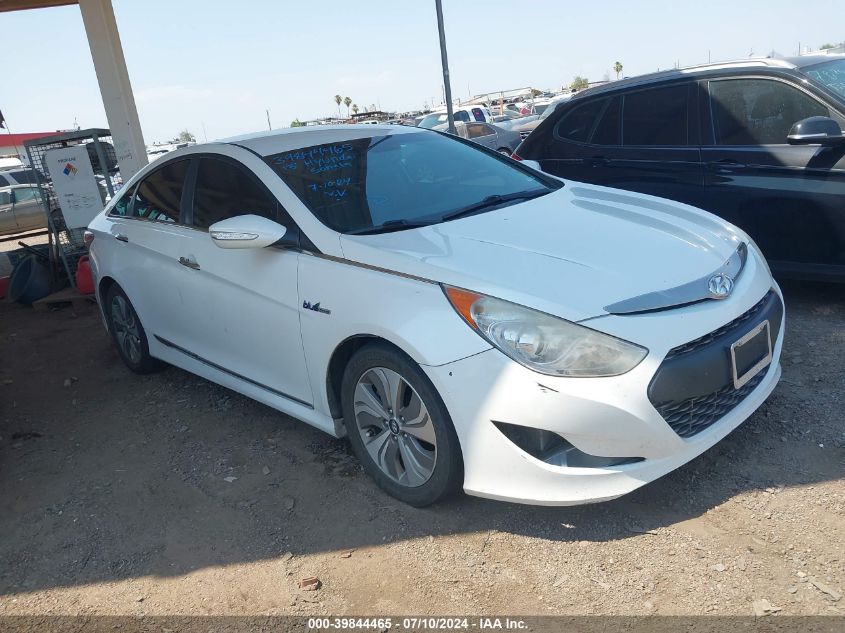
(418, 113, 447, 129)
(804, 59, 845, 101)
(264, 132, 556, 234)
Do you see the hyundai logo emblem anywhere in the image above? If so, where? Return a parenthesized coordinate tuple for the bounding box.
(708, 273, 734, 298)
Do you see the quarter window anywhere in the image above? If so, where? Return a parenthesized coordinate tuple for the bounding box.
(623, 84, 688, 146)
(192, 157, 277, 229)
(131, 159, 188, 223)
(0, 175, 9, 187)
(554, 99, 606, 143)
(709, 78, 830, 145)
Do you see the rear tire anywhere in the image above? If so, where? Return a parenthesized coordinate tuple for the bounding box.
(497, 147, 512, 156)
(105, 285, 163, 374)
(341, 342, 463, 507)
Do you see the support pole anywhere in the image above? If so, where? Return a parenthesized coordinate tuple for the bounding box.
(434, 0, 456, 134)
(78, 0, 147, 179)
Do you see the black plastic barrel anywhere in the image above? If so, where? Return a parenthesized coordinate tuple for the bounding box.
(7, 255, 51, 305)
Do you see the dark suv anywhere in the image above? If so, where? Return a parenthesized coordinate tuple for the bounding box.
(515, 56, 845, 281)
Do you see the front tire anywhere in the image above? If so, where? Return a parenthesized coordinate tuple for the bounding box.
(105, 285, 163, 374)
(341, 342, 463, 507)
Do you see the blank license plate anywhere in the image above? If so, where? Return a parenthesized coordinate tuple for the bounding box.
(730, 320, 772, 389)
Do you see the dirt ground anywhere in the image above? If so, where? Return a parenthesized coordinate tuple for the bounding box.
(0, 281, 842, 618)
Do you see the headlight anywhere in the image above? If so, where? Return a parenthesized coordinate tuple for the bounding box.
(444, 286, 647, 377)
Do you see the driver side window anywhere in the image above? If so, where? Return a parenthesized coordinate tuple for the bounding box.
(709, 78, 830, 145)
(191, 157, 278, 230)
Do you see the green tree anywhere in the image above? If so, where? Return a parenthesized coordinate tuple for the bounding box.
(334, 94, 342, 117)
(570, 76, 589, 91)
(613, 61, 623, 80)
(290, 118, 303, 128)
(352, 104, 359, 115)
(820, 43, 836, 50)
(343, 96, 352, 117)
(177, 129, 195, 143)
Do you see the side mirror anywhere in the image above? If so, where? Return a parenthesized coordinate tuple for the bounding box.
(787, 116, 845, 145)
(209, 214, 287, 249)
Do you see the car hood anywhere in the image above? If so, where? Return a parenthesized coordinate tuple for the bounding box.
(339, 183, 746, 322)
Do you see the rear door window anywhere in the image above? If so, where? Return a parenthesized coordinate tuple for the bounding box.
(191, 157, 278, 230)
(471, 108, 485, 121)
(131, 159, 188, 223)
(709, 78, 830, 145)
(591, 96, 622, 145)
(554, 99, 607, 143)
(622, 84, 689, 146)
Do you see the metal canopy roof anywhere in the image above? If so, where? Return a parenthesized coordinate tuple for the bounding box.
(0, 0, 76, 12)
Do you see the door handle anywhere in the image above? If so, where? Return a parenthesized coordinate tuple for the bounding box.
(179, 256, 200, 270)
(588, 156, 610, 167)
(114, 233, 128, 243)
(707, 159, 747, 171)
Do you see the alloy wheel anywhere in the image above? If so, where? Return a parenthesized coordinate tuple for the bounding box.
(111, 295, 142, 364)
(353, 367, 437, 487)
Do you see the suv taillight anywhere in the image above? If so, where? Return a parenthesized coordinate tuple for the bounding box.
(510, 152, 523, 161)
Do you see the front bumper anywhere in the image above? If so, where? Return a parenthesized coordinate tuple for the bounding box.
(422, 263, 784, 506)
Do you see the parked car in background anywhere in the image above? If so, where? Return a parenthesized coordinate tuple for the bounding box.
(453, 121, 522, 154)
(0, 184, 45, 235)
(515, 56, 845, 281)
(417, 106, 494, 130)
(88, 124, 782, 507)
(510, 95, 572, 140)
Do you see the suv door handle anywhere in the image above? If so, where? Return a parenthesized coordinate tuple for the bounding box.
(588, 155, 609, 167)
(179, 256, 200, 270)
(114, 233, 128, 242)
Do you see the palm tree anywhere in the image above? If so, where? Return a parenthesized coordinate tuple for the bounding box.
(352, 104, 359, 115)
(343, 96, 352, 117)
(334, 94, 342, 117)
(613, 61, 623, 80)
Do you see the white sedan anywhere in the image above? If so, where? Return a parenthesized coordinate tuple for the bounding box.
(86, 125, 784, 506)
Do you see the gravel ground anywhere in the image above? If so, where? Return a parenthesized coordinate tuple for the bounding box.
(0, 280, 842, 618)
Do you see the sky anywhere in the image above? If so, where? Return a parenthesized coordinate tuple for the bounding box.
(2, 0, 843, 144)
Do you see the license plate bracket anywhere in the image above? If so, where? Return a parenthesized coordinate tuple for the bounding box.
(730, 320, 772, 389)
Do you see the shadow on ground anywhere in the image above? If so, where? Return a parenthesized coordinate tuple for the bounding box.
(0, 280, 842, 595)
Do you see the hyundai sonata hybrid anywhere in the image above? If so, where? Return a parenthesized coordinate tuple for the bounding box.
(86, 125, 784, 506)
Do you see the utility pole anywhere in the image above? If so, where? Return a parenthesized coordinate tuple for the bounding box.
(434, 0, 456, 134)
(266, 109, 272, 130)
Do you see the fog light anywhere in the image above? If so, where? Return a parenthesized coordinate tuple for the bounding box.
(493, 421, 643, 468)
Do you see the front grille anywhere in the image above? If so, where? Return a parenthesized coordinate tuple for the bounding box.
(648, 289, 782, 439)
(667, 290, 773, 358)
(654, 370, 766, 438)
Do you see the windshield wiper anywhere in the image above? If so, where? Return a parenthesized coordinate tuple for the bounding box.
(346, 218, 436, 235)
(440, 189, 550, 222)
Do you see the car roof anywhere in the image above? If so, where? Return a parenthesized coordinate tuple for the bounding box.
(572, 57, 813, 100)
(218, 124, 423, 156)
